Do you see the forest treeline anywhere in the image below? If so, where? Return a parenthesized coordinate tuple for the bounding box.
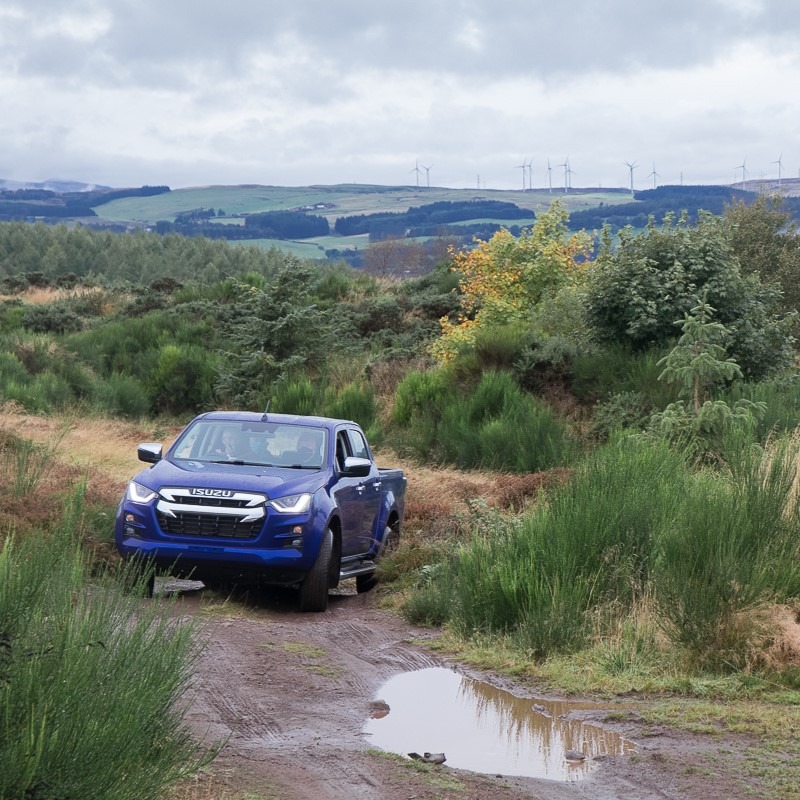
(0, 185, 170, 221)
(568, 185, 800, 231)
(333, 199, 534, 238)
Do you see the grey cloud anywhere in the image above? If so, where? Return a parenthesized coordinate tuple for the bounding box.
(4, 0, 799, 88)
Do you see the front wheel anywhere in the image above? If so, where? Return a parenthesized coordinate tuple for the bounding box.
(298, 529, 333, 612)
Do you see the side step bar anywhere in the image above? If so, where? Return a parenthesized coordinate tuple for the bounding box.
(339, 560, 377, 580)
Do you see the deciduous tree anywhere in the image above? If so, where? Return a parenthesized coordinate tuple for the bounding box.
(432, 201, 592, 361)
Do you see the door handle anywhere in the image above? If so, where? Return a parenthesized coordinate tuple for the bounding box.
(357, 485, 365, 494)
(373, 481, 382, 491)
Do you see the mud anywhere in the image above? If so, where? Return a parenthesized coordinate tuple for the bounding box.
(170, 583, 758, 800)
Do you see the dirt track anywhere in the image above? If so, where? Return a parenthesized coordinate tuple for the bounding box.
(173, 584, 748, 800)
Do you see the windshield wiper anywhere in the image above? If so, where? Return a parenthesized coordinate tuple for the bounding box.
(206, 458, 263, 466)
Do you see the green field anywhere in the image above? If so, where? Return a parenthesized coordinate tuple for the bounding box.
(93, 184, 631, 226)
(91, 184, 631, 258)
(235, 238, 330, 258)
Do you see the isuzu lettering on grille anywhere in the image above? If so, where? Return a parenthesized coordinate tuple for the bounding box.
(190, 488, 234, 498)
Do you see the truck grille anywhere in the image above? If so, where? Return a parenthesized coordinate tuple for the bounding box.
(155, 487, 268, 540)
(170, 495, 252, 509)
(157, 510, 261, 539)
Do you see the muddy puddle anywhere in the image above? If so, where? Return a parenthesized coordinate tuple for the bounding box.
(363, 667, 635, 781)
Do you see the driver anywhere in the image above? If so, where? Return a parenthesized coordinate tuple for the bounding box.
(295, 431, 322, 465)
(213, 429, 252, 460)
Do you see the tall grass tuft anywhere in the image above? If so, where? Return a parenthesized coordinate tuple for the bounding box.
(404, 429, 800, 670)
(3, 428, 67, 497)
(405, 437, 686, 655)
(653, 434, 800, 670)
(0, 530, 211, 800)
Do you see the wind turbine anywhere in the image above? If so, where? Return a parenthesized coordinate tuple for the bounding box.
(525, 157, 533, 192)
(647, 162, 660, 190)
(735, 157, 747, 191)
(423, 164, 433, 189)
(771, 154, 784, 191)
(624, 161, 638, 196)
(558, 157, 570, 193)
(410, 160, 422, 187)
(516, 159, 527, 191)
(546, 159, 553, 193)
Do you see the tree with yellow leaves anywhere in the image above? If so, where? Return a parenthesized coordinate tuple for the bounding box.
(432, 200, 592, 361)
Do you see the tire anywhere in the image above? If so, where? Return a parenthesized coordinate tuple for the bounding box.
(356, 524, 398, 594)
(298, 529, 333, 612)
(356, 573, 379, 594)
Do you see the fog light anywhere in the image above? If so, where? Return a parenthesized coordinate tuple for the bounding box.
(125, 513, 135, 523)
(124, 526, 136, 536)
(290, 538, 303, 548)
(292, 525, 302, 534)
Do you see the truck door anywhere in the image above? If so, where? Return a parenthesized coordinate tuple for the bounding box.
(333, 429, 381, 556)
(345, 428, 382, 554)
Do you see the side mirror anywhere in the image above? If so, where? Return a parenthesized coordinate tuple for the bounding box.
(137, 443, 163, 464)
(342, 456, 371, 478)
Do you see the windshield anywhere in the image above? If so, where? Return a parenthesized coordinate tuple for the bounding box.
(172, 420, 328, 469)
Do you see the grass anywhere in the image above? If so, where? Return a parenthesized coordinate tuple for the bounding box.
(365, 750, 464, 792)
(0, 528, 213, 800)
(403, 430, 800, 674)
(4, 426, 66, 496)
(169, 768, 280, 800)
(280, 641, 342, 677)
(93, 185, 628, 226)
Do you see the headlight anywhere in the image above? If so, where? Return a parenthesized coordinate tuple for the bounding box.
(127, 481, 158, 503)
(269, 493, 312, 514)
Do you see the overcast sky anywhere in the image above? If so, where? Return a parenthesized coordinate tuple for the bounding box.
(1, 0, 797, 191)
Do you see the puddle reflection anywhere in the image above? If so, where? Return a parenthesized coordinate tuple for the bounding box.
(363, 667, 635, 781)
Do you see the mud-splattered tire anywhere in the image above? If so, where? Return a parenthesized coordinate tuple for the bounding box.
(356, 524, 397, 594)
(298, 529, 333, 612)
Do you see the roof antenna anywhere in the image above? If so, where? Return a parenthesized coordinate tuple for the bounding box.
(261, 400, 271, 422)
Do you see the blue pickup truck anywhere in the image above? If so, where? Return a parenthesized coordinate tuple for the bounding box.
(115, 411, 406, 611)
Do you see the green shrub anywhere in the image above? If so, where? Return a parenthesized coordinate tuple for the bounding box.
(4, 371, 74, 412)
(572, 344, 674, 408)
(512, 333, 576, 392)
(148, 343, 217, 415)
(393, 369, 573, 471)
(589, 391, 651, 440)
(470, 323, 532, 371)
(21, 302, 83, 334)
(272, 378, 321, 416)
(0, 300, 24, 333)
(0, 351, 28, 386)
(392, 369, 455, 427)
(724, 377, 800, 439)
(325, 382, 376, 430)
(92, 373, 151, 418)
